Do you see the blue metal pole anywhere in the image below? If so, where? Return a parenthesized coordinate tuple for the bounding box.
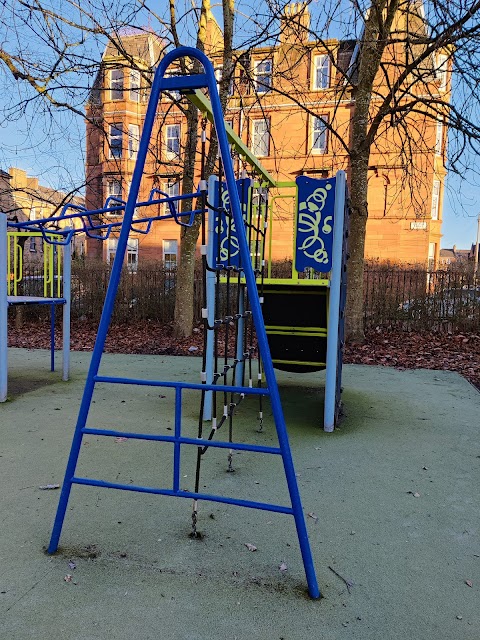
(49, 49, 190, 553)
(62, 230, 72, 382)
(324, 171, 346, 432)
(0, 213, 8, 402)
(198, 49, 320, 598)
(50, 303, 55, 372)
(173, 387, 182, 492)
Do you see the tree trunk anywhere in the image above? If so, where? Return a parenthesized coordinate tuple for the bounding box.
(346, 157, 369, 342)
(173, 215, 202, 337)
(172, 0, 233, 338)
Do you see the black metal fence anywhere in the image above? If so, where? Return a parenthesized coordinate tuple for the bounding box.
(364, 266, 480, 331)
(15, 261, 480, 332)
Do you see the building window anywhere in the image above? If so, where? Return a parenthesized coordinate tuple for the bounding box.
(251, 119, 270, 157)
(435, 118, 443, 155)
(165, 124, 181, 160)
(163, 180, 180, 213)
(109, 124, 123, 158)
(110, 69, 124, 100)
(313, 54, 330, 90)
(128, 124, 140, 160)
(107, 178, 122, 199)
(254, 59, 272, 94)
(30, 207, 38, 220)
(130, 70, 141, 102)
(312, 115, 328, 153)
(163, 239, 178, 270)
(431, 179, 440, 220)
(127, 238, 139, 272)
(436, 54, 448, 91)
(29, 237, 37, 252)
(107, 237, 118, 264)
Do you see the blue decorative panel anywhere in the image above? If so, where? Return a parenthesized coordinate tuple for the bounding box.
(295, 176, 336, 273)
(213, 178, 251, 268)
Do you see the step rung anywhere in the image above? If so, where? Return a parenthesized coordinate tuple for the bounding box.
(82, 427, 282, 455)
(266, 328, 328, 337)
(72, 476, 295, 515)
(93, 375, 270, 396)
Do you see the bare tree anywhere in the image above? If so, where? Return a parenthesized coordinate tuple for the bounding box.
(2, 0, 480, 344)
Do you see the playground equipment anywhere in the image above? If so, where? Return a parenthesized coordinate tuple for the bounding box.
(204, 173, 349, 431)
(43, 47, 323, 598)
(0, 217, 71, 402)
(1, 47, 349, 598)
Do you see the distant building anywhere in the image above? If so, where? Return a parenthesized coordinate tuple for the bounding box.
(85, 2, 450, 268)
(0, 167, 85, 259)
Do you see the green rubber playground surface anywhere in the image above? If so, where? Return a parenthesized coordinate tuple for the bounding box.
(1, 348, 479, 640)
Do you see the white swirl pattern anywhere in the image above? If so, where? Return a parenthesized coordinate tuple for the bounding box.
(297, 183, 333, 265)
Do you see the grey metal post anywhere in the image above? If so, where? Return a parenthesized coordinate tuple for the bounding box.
(0, 213, 8, 402)
(62, 230, 72, 381)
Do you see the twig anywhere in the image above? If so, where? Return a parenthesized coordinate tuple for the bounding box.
(328, 565, 354, 593)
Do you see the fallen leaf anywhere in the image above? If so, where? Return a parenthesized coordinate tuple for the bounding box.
(244, 543, 257, 552)
(407, 491, 420, 498)
(68, 561, 76, 570)
(39, 484, 60, 490)
(64, 574, 73, 582)
(307, 512, 318, 523)
(279, 562, 288, 572)
(115, 437, 128, 443)
(465, 580, 473, 587)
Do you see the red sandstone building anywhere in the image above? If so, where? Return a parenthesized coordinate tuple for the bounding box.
(85, 3, 450, 270)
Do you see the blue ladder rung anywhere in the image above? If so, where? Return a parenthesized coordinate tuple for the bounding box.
(82, 427, 282, 455)
(93, 375, 270, 396)
(162, 74, 209, 91)
(71, 476, 295, 515)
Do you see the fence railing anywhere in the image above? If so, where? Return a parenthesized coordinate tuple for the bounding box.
(364, 266, 480, 331)
(13, 261, 480, 332)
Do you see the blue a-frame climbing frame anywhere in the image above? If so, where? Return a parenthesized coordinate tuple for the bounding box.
(47, 47, 320, 599)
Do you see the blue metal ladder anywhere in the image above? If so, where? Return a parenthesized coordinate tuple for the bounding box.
(47, 47, 320, 599)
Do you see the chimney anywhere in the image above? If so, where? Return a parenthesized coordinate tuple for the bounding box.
(280, 2, 310, 44)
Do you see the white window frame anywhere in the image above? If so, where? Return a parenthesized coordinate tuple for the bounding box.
(254, 59, 272, 94)
(165, 124, 181, 160)
(251, 118, 270, 157)
(130, 69, 141, 102)
(107, 178, 122, 199)
(127, 238, 139, 272)
(110, 69, 124, 100)
(431, 179, 440, 220)
(313, 54, 330, 90)
(435, 118, 443, 155)
(163, 239, 178, 270)
(163, 179, 180, 213)
(107, 237, 118, 264)
(128, 124, 140, 160)
(436, 54, 448, 91)
(109, 123, 123, 159)
(312, 115, 328, 153)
